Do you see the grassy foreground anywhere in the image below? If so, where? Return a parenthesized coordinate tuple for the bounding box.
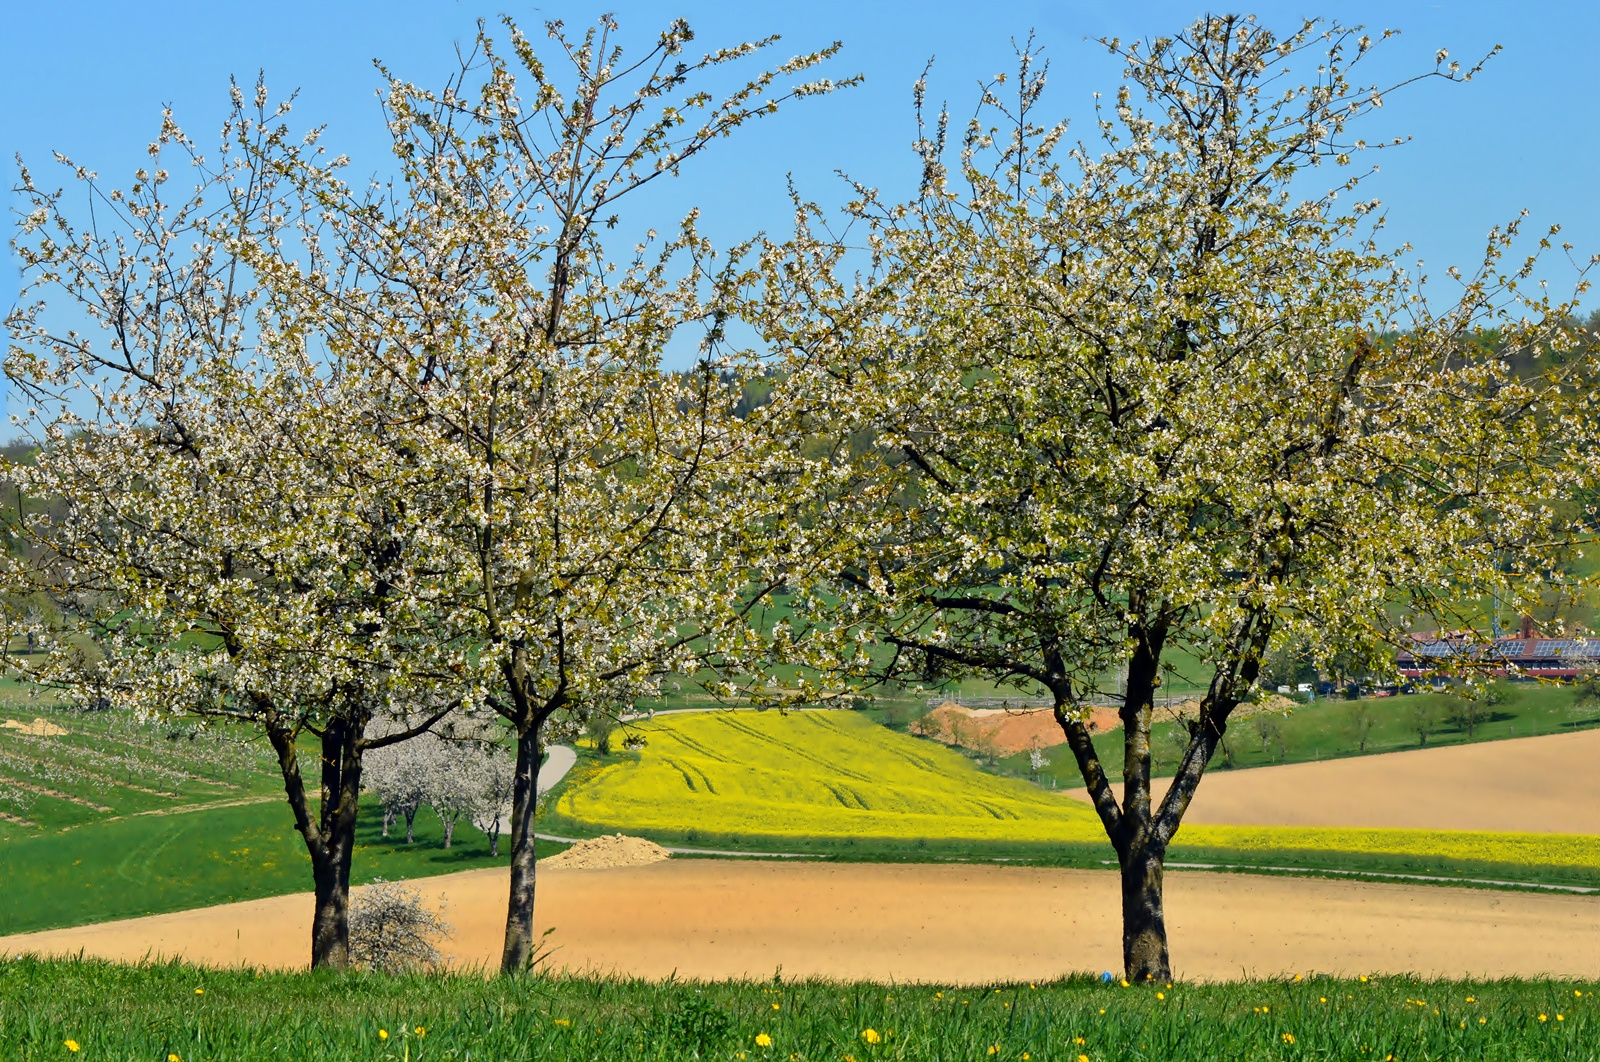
(1, 959, 1596, 1061)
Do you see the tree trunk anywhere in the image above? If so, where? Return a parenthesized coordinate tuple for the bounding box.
(1119, 841, 1171, 982)
(309, 837, 355, 969)
(404, 806, 416, 843)
(500, 723, 543, 973)
(441, 811, 457, 849)
(268, 715, 366, 970)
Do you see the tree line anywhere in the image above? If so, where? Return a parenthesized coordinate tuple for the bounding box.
(5, 12, 1596, 983)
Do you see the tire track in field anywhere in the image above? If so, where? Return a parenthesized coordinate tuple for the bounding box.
(715, 714, 877, 783)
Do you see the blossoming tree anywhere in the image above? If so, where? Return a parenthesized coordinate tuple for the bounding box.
(754, 16, 1598, 980)
(4, 88, 461, 968)
(266, 15, 854, 972)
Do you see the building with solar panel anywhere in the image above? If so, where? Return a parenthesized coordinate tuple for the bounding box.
(1396, 616, 1600, 681)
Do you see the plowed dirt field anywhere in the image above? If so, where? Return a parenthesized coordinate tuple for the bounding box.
(5, 860, 1597, 982)
(1065, 727, 1600, 834)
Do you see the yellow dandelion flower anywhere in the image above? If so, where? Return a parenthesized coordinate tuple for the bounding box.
(772, 1003, 781, 1010)
(1319, 997, 1327, 1003)
(1023, 1055, 1031, 1060)
(1282, 1033, 1296, 1044)
(554, 1019, 571, 1027)
(1098, 1008, 1106, 1015)
(1466, 996, 1476, 1002)
(861, 1028, 881, 1044)
(64, 1043, 80, 1054)
(1479, 1017, 1487, 1024)
(1119, 979, 1129, 988)
(1078, 1055, 1090, 1062)
(1075, 1036, 1086, 1045)
(1359, 976, 1369, 983)
(1539, 1014, 1548, 1022)
(415, 1026, 426, 1037)
(379, 1029, 388, 1040)
(194, 988, 204, 995)
(755, 1033, 773, 1048)
(170, 1055, 181, 1062)
(986, 1047, 999, 1056)
(1558, 1014, 1565, 1021)
(1156, 992, 1165, 1001)
(1262, 1005, 1271, 1013)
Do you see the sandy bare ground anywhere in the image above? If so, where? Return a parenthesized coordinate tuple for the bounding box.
(4, 860, 1597, 982)
(1066, 727, 1600, 834)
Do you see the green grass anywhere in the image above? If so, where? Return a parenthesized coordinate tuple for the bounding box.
(2, 959, 1597, 1060)
(0, 796, 567, 937)
(0, 697, 281, 837)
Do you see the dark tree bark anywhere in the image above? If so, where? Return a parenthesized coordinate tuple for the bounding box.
(1049, 609, 1269, 983)
(268, 715, 366, 970)
(1118, 844, 1170, 980)
(500, 720, 544, 972)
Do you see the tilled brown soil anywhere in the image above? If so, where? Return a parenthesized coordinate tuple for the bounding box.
(1066, 727, 1600, 834)
(4, 860, 1596, 982)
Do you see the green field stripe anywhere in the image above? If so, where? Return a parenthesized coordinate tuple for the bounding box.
(1162, 860, 1600, 893)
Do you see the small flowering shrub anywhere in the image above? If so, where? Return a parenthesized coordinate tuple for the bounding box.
(347, 878, 451, 975)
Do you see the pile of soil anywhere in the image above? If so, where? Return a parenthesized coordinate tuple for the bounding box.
(542, 833, 672, 870)
(2, 717, 67, 737)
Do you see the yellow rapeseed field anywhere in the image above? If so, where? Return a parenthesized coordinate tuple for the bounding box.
(1177, 824, 1600, 871)
(556, 709, 1108, 843)
(557, 710, 1600, 873)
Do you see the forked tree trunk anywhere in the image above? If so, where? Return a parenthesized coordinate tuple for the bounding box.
(500, 723, 543, 973)
(269, 716, 366, 970)
(1053, 610, 1268, 984)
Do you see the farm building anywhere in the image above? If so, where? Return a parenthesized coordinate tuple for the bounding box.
(1396, 616, 1600, 680)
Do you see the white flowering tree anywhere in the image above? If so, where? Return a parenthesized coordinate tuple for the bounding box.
(755, 17, 1598, 980)
(4, 88, 461, 968)
(364, 731, 432, 843)
(466, 739, 517, 857)
(263, 15, 854, 973)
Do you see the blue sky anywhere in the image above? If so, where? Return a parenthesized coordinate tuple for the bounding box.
(4, 1, 1596, 360)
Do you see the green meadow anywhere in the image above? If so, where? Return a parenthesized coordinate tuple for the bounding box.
(2, 958, 1596, 1061)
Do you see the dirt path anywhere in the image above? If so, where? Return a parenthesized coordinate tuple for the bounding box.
(1065, 727, 1600, 834)
(5, 860, 1596, 982)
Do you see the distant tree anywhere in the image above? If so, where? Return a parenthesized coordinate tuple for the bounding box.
(1407, 700, 1441, 747)
(1344, 700, 1376, 754)
(584, 707, 620, 758)
(468, 742, 518, 858)
(364, 735, 432, 843)
(1028, 741, 1050, 780)
(1252, 714, 1286, 763)
(1450, 683, 1509, 740)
